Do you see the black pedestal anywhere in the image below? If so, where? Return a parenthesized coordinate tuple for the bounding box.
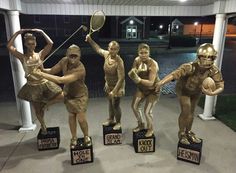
(177, 139, 203, 165)
(70, 137, 94, 165)
(133, 129, 155, 153)
(103, 124, 122, 145)
(37, 127, 60, 151)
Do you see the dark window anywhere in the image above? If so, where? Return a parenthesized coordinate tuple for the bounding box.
(34, 16, 40, 23)
(64, 16, 70, 23)
(64, 29, 71, 37)
(82, 29, 86, 36)
(82, 16, 87, 24)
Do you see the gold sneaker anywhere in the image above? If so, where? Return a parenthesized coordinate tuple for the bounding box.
(70, 137, 77, 149)
(113, 123, 121, 130)
(180, 137, 191, 145)
(133, 122, 145, 132)
(145, 129, 154, 137)
(102, 119, 115, 126)
(178, 131, 190, 145)
(41, 125, 47, 135)
(187, 131, 201, 143)
(84, 136, 92, 147)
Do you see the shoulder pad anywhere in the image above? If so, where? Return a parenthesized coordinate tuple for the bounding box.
(209, 65, 220, 75)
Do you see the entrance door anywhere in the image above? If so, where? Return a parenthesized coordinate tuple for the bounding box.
(126, 25, 137, 39)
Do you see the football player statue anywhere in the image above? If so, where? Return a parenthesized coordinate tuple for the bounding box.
(155, 43, 224, 145)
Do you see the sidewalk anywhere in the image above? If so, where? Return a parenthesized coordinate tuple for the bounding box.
(0, 95, 236, 173)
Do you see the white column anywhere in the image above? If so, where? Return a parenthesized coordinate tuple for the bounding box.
(7, 11, 36, 131)
(199, 13, 227, 120)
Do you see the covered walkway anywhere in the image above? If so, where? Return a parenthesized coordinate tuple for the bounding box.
(0, 1, 236, 172)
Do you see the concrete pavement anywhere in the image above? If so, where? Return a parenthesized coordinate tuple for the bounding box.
(0, 95, 236, 173)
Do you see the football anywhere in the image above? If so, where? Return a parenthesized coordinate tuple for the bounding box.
(202, 77, 216, 91)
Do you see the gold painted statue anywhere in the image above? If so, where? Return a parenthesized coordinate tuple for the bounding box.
(128, 43, 160, 137)
(7, 29, 63, 134)
(33, 45, 91, 148)
(85, 35, 125, 130)
(156, 43, 224, 145)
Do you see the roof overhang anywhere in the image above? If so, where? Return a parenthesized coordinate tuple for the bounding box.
(0, 0, 235, 16)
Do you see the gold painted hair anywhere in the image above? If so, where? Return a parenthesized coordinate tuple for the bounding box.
(138, 43, 150, 52)
(108, 41, 120, 49)
(24, 33, 36, 42)
(66, 44, 81, 56)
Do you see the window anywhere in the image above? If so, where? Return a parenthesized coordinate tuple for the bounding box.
(82, 29, 86, 36)
(34, 16, 40, 24)
(64, 16, 70, 23)
(126, 25, 137, 39)
(64, 29, 71, 37)
(82, 16, 88, 24)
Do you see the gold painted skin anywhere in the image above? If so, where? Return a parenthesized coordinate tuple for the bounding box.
(156, 43, 224, 145)
(128, 43, 160, 137)
(33, 45, 91, 148)
(7, 29, 63, 135)
(86, 35, 125, 130)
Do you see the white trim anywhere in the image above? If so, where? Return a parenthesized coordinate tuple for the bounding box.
(1, 1, 236, 16)
(20, 4, 202, 16)
(172, 19, 184, 26)
(200, 4, 214, 16)
(225, 0, 236, 14)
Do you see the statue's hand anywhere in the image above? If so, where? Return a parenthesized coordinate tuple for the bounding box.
(32, 68, 42, 77)
(155, 82, 162, 93)
(85, 34, 91, 42)
(17, 29, 29, 34)
(202, 86, 215, 96)
(104, 82, 109, 93)
(31, 28, 43, 33)
(108, 91, 115, 98)
(128, 69, 141, 84)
